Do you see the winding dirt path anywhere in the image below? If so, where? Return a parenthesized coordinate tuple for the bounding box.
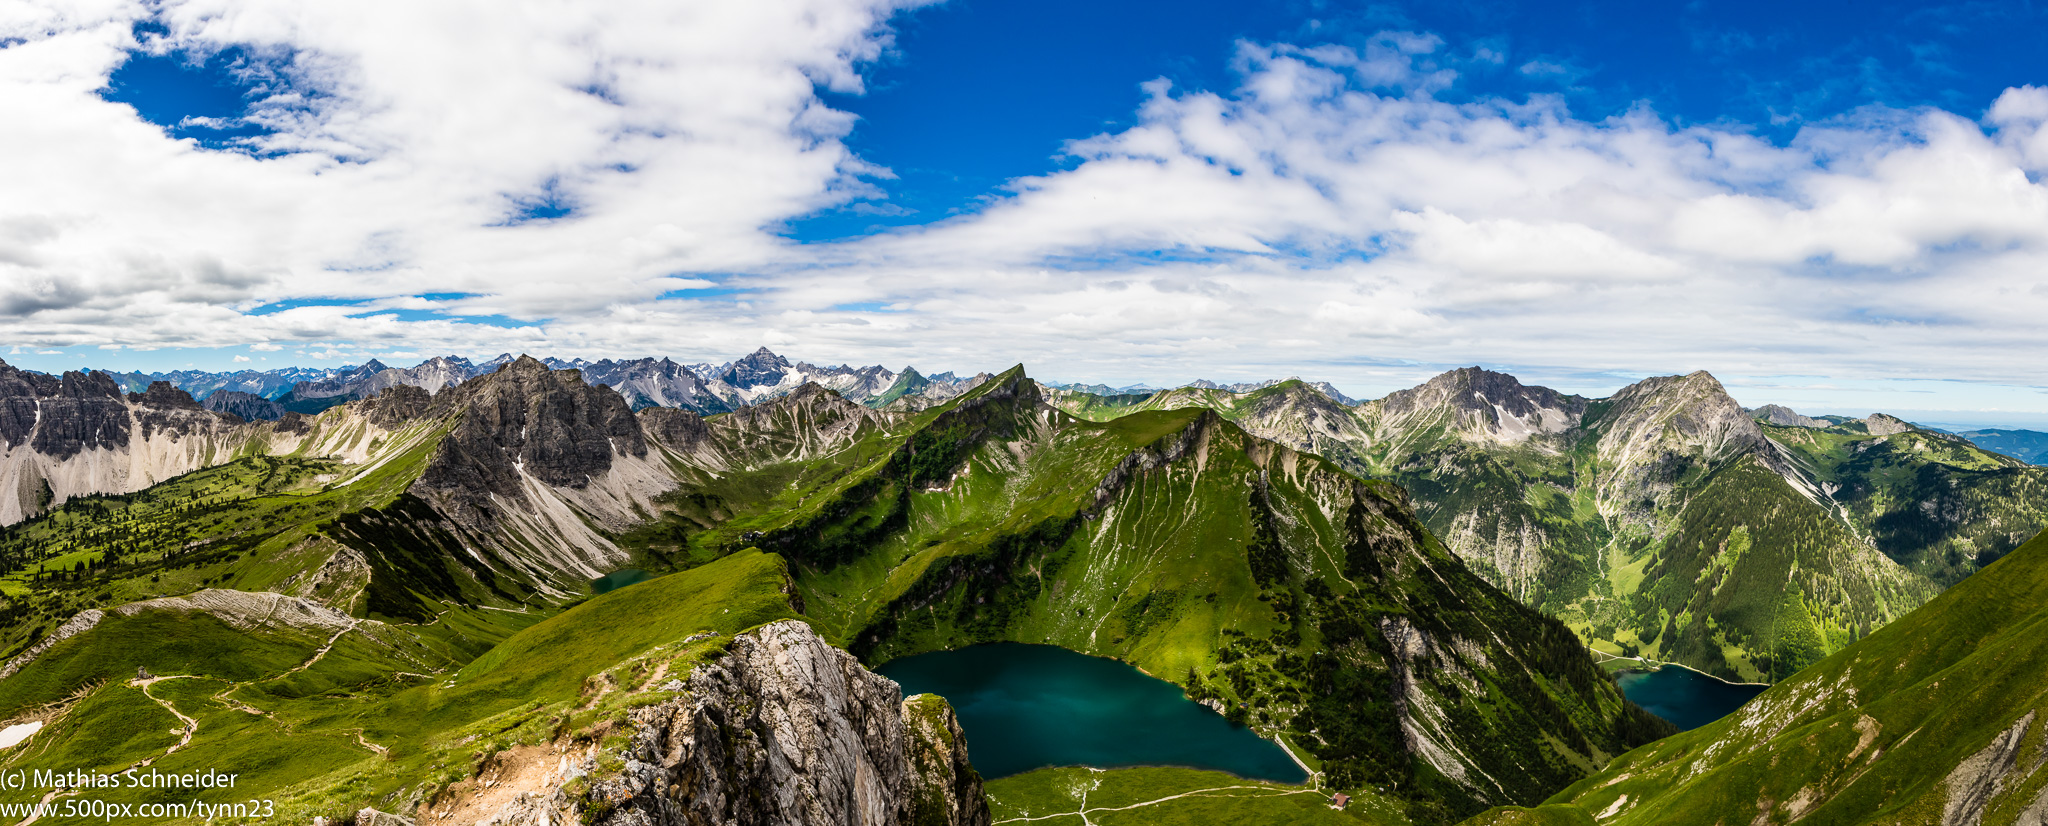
(134, 676, 199, 754)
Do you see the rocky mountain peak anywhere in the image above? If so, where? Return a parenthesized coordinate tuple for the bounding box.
(721, 347, 794, 389)
(1752, 403, 1827, 428)
(201, 390, 285, 422)
(412, 353, 647, 525)
(1378, 366, 1586, 443)
(1597, 371, 1754, 442)
(1864, 413, 1912, 436)
(126, 381, 202, 409)
(1588, 370, 1805, 517)
(1387, 367, 1582, 418)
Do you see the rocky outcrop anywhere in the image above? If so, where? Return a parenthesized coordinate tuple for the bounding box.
(353, 809, 415, 826)
(0, 359, 250, 524)
(699, 384, 901, 468)
(535, 621, 986, 826)
(1751, 404, 1827, 428)
(126, 381, 204, 410)
(1590, 371, 1795, 518)
(637, 407, 712, 454)
(1942, 711, 2034, 826)
(1371, 367, 1586, 446)
(1864, 413, 1913, 436)
(1230, 381, 1370, 456)
(202, 390, 287, 422)
(114, 588, 357, 633)
(15, 368, 132, 459)
(571, 358, 731, 414)
(362, 384, 432, 427)
(411, 356, 647, 525)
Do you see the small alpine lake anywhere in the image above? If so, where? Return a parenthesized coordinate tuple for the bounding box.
(878, 643, 1308, 783)
(1616, 663, 1769, 731)
(590, 568, 653, 594)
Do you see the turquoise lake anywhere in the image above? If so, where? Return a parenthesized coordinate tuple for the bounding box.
(1616, 664, 1768, 730)
(877, 643, 1307, 782)
(590, 568, 652, 594)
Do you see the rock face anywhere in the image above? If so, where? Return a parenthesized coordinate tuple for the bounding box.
(412, 356, 646, 526)
(576, 621, 987, 826)
(1751, 403, 1827, 428)
(720, 347, 794, 390)
(1371, 367, 1586, 445)
(1864, 412, 1913, 436)
(283, 360, 393, 403)
(1590, 370, 1789, 519)
(568, 358, 731, 414)
(2, 366, 133, 459)
(0, 359, 249, 524)
(202, 390, 287, 422)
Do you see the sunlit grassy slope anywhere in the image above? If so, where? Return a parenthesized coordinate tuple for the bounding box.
(1463, 525, 2048, 825)
(0, 549, 797, 824)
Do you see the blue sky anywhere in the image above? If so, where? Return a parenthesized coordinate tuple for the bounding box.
(5, 0, 2048, 424)
(795, 0, 2048, 240)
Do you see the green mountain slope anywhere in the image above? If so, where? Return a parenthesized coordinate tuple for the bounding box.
(872, 367, 934, 408)
(1046, 369, 2048, 683)
(1767, 419, 2048, 584)
(0, 548, 802, 824)
(1959, 428, 2048, 465)
(639, 367, 1672, 823)
(1493, 525, 2048, 826)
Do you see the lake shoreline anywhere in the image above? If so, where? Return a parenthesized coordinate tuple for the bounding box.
(880, 641, 1307, 783)
(1589, 648, 1772, 688)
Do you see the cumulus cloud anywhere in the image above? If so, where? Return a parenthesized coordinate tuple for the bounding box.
(788, 37, 2048, 392)
(2, 6, 2048, 405)
(0, 0, 925, 345)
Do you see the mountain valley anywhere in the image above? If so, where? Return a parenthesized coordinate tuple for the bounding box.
(0, 352, 2042, 825)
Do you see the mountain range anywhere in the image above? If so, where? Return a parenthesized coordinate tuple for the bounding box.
(0, 356, 1678, 824)
(3, 352, 2047, 825)
(1043, 368, 2048, 683)
(97, 348, 996, 419)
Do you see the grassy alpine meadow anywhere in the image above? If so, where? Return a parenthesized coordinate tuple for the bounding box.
(0, 545, 802, 825)
(0, 414, 462, 663)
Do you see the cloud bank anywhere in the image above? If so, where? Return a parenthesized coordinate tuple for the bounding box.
(3, 3, 2048, 407)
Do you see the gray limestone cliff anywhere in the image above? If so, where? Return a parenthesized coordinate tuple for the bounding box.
(1751, 403, 1827, 428)
(410, 356, 646, 528)
(1864, 412, 1913, 436)
(202, 389, 288, 422)
(474, 621, 989, 826)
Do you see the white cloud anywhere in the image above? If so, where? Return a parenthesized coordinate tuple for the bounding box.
(781, 37, 2048, 396)
(232, 354, 249, 362)
(2, 9, 2047, 412)
(0, 0, 926, 344)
